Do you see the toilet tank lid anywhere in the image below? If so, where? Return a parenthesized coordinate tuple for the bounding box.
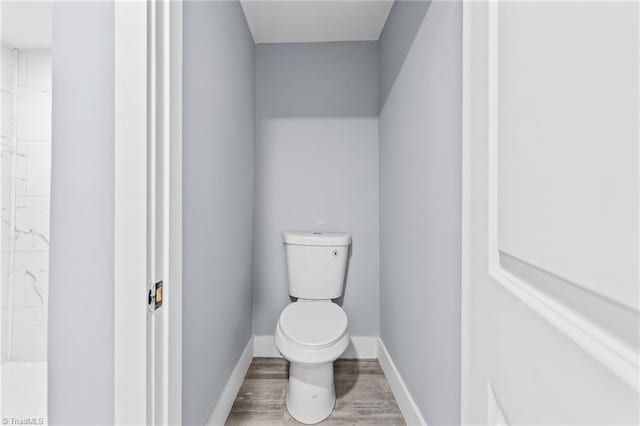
(284, 232, 351, 246)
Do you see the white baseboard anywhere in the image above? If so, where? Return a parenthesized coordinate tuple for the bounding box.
(343, 336, 378, 359)
(253, 335, 378, 359)
(253, 335, 281, 357)
(205, 337, 253, 426)
(378, 338, 427, 426)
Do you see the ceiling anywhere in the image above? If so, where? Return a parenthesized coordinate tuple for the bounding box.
(1, 1, 52, 49)
(240, 0, 394, 44)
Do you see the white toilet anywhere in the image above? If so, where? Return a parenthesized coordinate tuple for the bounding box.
(274, 231, 352, 424)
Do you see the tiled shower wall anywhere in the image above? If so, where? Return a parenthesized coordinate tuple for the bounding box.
(1, 47, 51, 363)
(1, 45, 17, 364)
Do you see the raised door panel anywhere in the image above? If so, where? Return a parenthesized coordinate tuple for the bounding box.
(496, 1, 638, 310)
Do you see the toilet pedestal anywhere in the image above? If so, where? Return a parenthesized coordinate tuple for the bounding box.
(286, 362, 335, 424)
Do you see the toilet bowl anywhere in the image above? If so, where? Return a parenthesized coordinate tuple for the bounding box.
(275, 231, 352, 424)
(275, 300, 350, 424)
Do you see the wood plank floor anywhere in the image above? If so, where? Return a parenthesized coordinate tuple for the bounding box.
(226, 358, 405, 425)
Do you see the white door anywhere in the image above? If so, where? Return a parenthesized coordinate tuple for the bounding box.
(462, 1, 639, 424)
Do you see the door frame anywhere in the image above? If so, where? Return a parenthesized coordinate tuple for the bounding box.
(114, 1, 183, 424)
(460, 0, 472, 423)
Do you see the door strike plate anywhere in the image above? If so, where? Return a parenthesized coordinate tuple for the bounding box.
(148, 281, 163, 311)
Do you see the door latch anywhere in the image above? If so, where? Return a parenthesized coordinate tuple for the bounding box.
(148, 281, 163, 312)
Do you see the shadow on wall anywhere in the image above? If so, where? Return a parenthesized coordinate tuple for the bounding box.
(256, 41, 379, 118)
(378, 0, 462, 424)
(379, 0, 431, 111)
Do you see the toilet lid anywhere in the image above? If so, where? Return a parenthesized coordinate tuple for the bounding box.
(279, 302, 348, 348)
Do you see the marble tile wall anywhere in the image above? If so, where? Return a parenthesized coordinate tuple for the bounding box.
(1, 44, 17, 364)
(1, 48, 51, 363)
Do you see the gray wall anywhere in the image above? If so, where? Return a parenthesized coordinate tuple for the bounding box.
(253, 42, 379, 336)
(379, 1, 462, 425)
(49, 2, 114, 424)
(183, 1, 255, 424)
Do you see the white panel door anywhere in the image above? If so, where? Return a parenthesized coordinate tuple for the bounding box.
(462, 1, 639, 424)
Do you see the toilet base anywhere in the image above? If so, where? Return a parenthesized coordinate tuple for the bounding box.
(285, 362, 335, 424)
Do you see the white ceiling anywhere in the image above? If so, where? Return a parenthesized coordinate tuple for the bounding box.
(240, 1, 394, 44)
(1, 1, 52, 49)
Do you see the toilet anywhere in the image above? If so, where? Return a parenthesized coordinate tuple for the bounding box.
(274, 231, 352, 424)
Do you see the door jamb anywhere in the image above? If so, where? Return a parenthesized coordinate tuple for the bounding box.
(114, 2, 148, 423)
(167, 2, 183, 424)
(114, 1, 183, 424)
(460, 0, 473, 423)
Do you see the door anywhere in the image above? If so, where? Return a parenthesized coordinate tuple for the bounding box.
(462, 1, 639, 424)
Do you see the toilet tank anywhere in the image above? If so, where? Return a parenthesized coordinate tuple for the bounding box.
(284, 232, 352, 300)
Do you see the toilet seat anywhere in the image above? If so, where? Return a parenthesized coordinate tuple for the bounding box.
(275, 301, 350, 365)
(274, 300, 350, 424)
(278, 301, 348, 349)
